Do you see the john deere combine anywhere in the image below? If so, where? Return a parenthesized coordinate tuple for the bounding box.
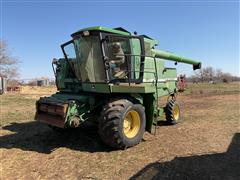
(35, 26, 201, 149)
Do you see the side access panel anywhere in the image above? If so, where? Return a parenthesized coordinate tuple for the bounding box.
(157, 68, 177, 97)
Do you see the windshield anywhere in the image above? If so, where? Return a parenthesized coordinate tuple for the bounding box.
(62, 35, 105, 82)
(105, 35, 142, 81)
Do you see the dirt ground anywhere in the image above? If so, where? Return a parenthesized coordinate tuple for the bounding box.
(0, 84, 240, 179)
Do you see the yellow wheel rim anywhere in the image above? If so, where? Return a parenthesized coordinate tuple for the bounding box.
(173, 104, 180, 121)
(123, 110, 141, 138)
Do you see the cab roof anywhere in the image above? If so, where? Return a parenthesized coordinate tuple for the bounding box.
(71, 26, 131, 37)
(71, 26, 158, 45)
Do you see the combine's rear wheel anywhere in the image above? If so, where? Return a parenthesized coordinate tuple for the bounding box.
(165, 98, 182, 125)
(98, 99, 146, 149)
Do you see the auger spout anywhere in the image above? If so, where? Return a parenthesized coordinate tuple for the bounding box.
(152, 49, 201, 70)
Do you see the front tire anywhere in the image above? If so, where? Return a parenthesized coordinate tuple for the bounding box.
(98, 99, 146, 149)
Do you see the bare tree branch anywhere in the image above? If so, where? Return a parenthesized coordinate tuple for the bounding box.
(190, 66, 238, 83)
(0, 39, 20, 80)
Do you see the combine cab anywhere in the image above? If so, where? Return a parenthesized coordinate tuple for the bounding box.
(35, 26, 201, 149)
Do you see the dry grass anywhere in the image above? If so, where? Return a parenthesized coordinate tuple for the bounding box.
(0, 83, 240, 179)
(20, 85, 57, 95)
(0, 86, 56, 126)
(185, 82, 240, 95)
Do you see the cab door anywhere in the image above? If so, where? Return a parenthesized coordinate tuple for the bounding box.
(101, 33, 145, 84)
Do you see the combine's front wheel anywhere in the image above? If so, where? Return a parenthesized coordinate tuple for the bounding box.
(165, 98, 182, 125)
(98, 99, 146, 149)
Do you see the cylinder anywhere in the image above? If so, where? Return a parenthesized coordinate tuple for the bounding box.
(152, 49, 201, 70)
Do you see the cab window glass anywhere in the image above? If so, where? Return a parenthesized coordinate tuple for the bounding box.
(105, 36, 141, 81)
(74, 36, 105, 82)
(62, 42, 82, 80)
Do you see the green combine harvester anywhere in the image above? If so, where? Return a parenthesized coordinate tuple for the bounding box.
(35, 26, 201, 149)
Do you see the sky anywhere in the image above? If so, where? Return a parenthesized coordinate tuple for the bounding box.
(1, 0, 239, 79)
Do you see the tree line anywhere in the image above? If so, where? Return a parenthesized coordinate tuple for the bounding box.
(188, 66, 240, 83)
(0, 39, 20, 86)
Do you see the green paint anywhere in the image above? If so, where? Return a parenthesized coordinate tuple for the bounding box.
(72, 26, 130, 36)
(82, 83, 110, 93)
(36, 26, 202, 134)
(110, 83, 156, 93)
(152, 49, 201, 67)
(65, 100, 89, 126)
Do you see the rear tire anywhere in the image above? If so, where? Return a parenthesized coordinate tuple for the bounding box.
(98, 99, 146, 149)
(165, 99, 182, 125)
